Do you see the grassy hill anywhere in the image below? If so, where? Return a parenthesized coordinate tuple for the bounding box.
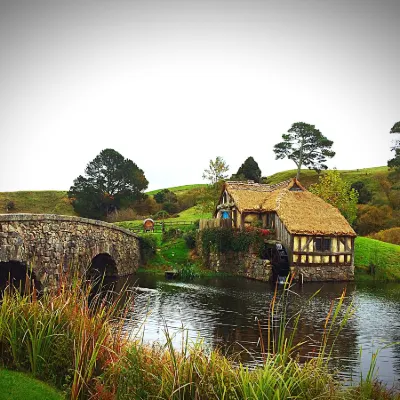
(0, 185, 206, 216)
(0, 191, 77, 216)
(266, 166, 390, 205)
(0, 166, 392, 217)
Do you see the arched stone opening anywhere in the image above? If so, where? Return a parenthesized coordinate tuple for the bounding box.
(87, 253, 118, 281)
(0, 261, 42, 294)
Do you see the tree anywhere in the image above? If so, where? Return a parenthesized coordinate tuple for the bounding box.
(309, 170, 358, 225)
(273, 122, 335, 180)
(231, 156, 262, 183)
(388, 121, 400, 170)
(201, 157, 229, 214)
(202, 156, 229, 185)
(68, 149, 148, 219)
(153, 189, 178, 204)
(350, 181, 372, 204)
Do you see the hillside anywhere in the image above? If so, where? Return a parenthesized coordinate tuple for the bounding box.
(266, 166, 390, 205)
(0, 185, 206, 216)
(0, 191, 77, 216)
(0, 166, 393, 216)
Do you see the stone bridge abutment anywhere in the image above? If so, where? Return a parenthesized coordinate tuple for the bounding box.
(0, 214, 140, 288)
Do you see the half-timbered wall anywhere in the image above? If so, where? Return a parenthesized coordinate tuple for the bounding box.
(292, 235, 354, 266)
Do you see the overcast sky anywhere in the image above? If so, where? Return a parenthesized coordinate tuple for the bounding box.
(0, 0, 399, 192)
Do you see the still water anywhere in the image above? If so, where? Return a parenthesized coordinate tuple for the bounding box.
(122, 273, 400, 387)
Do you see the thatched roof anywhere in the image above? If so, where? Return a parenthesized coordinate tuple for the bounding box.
(221, 179, 356, 236)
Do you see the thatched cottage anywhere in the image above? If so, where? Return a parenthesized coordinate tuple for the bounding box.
(214, 178, 356, 281)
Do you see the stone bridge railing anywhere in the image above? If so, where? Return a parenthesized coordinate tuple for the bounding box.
(0, 214, 141, 288)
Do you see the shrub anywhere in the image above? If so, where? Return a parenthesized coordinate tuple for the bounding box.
(154, 210, 170, 220)
(162, 201, 180, 215)
(5, 200, 15, 212)
(355, 205, 393, 235)
(369, 227, 400, 246)
(183, 231, 196, 249)
(351, 181, 372, 204)
(139, 234, 158, 263)
(200, 227, 273, 257)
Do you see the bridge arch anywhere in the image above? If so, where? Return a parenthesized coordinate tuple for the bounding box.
(0, 214, 140, 289)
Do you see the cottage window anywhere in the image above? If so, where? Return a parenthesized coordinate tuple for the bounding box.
(314, 237, 331, 252)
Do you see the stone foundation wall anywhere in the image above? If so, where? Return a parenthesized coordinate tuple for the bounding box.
(0, 214, 140, 288)
(204, 250, 272, 282)
(293, 264, 354, 282)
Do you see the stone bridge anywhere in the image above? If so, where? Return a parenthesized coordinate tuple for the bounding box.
(0, 214, 141, 288)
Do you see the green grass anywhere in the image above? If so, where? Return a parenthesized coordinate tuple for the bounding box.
(146, 184, 206, 196)
(0, 191, 76, 216)
(266, 166, 391, 205)
(355, 236, 400, 281)
(0, 369, 63, 400)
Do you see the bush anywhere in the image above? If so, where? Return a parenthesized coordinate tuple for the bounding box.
(5, 200, 15, 212)
(355, 205, 393, 235)
(154, 210, 170, 220)
(162, 201, 180, 214)
(183, 231, 196, 249)
(139, 234, 158, 263)
(351, 181, 372, 204)
(200, 227, 273, 257)
(369, 227, 400, 246)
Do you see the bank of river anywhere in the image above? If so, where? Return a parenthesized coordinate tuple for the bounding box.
(123, 273, 400, 387)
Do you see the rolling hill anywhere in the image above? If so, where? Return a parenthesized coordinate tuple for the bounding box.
(0, 166, 393, 217)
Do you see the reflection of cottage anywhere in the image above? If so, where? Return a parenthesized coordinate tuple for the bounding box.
(215, 179, 356, 281)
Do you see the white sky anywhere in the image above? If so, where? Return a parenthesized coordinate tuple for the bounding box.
(0, 0, 399, 192)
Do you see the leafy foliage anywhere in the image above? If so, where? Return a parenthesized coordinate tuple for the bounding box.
(309, 170, 358, 225)
(231, 156, 262, 183)
(153, 189, 178, 204)
(202, 156, 229, 185)
(351, 181, 372, 204)
(200, 227, 273, 257)
(390, 121, 400, 133)
(274, 122, 335, 179)
(68, 149, 148, 219)
(139, 234, 158, 263)
(369, 227, 400, 246)
(389, 121, 400, 170)
(355, 205, 394, 235)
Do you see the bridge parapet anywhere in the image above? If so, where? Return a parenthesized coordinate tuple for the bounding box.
(0, 214, 140, 288)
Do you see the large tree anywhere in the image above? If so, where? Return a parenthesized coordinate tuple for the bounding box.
(388, 121, 400, 170)
(309, 169, 358, 225)
(273, 122, 335, 180)
(231, 156, 262, 183)
(68, 149, 148, 219)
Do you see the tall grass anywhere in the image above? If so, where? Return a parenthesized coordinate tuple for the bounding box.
(0, 275, 133, 399)
(0, 273, 399, 399)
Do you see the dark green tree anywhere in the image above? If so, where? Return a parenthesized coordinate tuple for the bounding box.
(153, 189, 178, 204)
(273, 122, 335, 180)
(231, 157, 262, 183)
(388, 121, 400, 170)
(68, 149, 148, 219)
(350, 181, 372, 204)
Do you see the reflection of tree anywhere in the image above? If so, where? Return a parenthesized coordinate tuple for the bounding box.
(116, 274, 399, 383)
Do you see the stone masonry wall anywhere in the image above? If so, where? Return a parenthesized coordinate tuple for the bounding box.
(293, 264, 354, 282)
(207, 250, 273, 282)
(0, 214, 140, 288)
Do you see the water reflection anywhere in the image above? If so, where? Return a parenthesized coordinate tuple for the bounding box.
(120, 273, 400, 386)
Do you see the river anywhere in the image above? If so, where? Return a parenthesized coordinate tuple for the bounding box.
(120, 273, 400, 388)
